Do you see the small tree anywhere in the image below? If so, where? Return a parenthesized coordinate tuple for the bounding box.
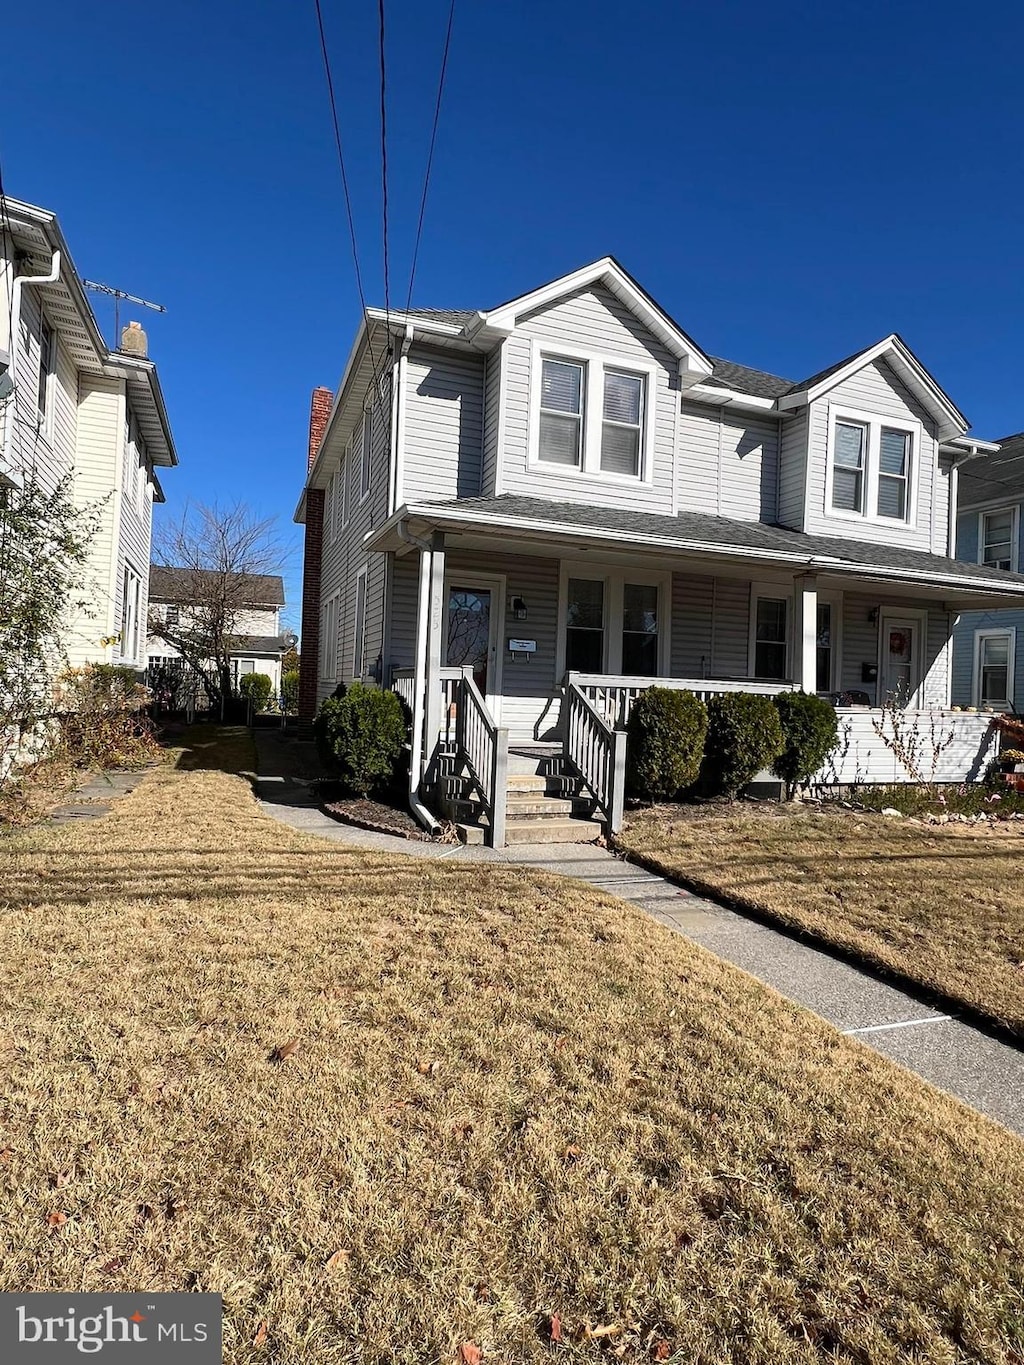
(148, 501, 283, 714)
(772, 692, 839, 799)
(701, 693, 785, 799)
(626, 687, 707, 801)
(238, 672, 273, 714)
(314, 683, 405, 798)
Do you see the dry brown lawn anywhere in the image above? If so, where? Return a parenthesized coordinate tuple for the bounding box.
(619, 806, 1024, 1039)
(1, 730, 1024, 1363)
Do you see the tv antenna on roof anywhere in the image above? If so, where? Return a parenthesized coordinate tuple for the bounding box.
(83, 280, 166, 350)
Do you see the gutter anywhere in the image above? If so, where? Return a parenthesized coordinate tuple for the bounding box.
(3, 244, 62, 476)
(397, 519, 441, 836)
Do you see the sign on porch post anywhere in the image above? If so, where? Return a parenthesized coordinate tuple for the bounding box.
(794, 574, 818, 693)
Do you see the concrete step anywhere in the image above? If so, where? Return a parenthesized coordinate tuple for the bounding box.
(505, 795, 582, 818)
(503, 817, 605, 845)
(505, 745, 562, 776)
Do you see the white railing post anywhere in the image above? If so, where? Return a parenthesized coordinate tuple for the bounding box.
(608, 728, 627, 834)
(490, 727, 509, 848)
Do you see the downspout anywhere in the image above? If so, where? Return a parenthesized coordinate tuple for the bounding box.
(389, 324, 413, 514)
(4, 247, 61, 470)
(397, 518, 441, 835)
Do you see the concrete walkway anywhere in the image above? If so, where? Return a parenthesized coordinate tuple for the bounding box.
(253, 731, 1024, 1136)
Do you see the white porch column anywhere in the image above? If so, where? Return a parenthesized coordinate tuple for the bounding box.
(793, 573, 818, 693)
(423, 529, 447, 759)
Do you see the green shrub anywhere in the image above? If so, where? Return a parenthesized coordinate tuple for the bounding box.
(701, 692, 785, 799)
(238, 671, 273, 713)
(314, 682, 406, 798)
(626, 687, 707, 801)
(55, 664, 158, 770)
(771, 692, 839, 799)
(281, 670, 300, 716)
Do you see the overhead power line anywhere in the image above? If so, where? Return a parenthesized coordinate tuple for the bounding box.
(405, 0, 456, 314)
(378, 0, 392, 327)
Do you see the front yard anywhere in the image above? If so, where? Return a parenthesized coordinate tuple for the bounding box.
(1, 730, 1023, 1362)
(618, 805, 1024, 1039)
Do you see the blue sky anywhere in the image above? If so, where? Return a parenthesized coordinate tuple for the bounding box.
(4, 0, 1024, 629)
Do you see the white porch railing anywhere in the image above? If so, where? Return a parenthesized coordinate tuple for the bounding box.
(567, 672, 798, 731)
(392, 667, 416, 715)
(564, 680, 627, 833)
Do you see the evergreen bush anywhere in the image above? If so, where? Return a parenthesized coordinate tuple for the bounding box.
(314, 682, 406, 798)
(626, 687, 707, 801)
(701, 692, 785, 799)
(280, 670, 300, 715)
(238, 671, 273, 714)
(772, 692, 839, 799)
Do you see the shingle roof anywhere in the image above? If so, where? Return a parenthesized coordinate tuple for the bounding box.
(403, 308, 477, 326)
(959, 432, 1024, 507)
(149, 566, 286, 606)
(411, 494, 1024, 593)
(705, 358, 795, 399)
(227, 635, 288, 655)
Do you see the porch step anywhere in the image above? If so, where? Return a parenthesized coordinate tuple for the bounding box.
(505, 794, 590, 819)
(502, 816, 604, 845)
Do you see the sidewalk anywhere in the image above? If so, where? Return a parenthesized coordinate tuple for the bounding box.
(252, 730, 1024, 1136)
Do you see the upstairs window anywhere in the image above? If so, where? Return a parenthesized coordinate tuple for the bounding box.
(828, 408, 917, 525)
(980, 508, 1016, 571)
(166, 605, 180, 627)
(539, 359, 584, 467)
(533, 346, 653, 480)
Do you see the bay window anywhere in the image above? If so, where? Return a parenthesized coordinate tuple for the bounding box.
(533, 343, 653, 480)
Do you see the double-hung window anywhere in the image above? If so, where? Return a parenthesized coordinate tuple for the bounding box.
(319, 595, 339, 681)
(980, 508, 1016, 571)
(539, 359, 584, 467)
(120, 564, 141, 664)
(353, 568, 368, 678)
(829, 409, 917, 523)
(534, 346, 652, 480)
(753, 597, 788, 680)
(975, 628, 1015, 708)
(565, 577, 605, 671)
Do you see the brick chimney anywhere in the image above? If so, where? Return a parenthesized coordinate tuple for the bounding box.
(308, 386, 333, 471)
(298, 386, 333, 723)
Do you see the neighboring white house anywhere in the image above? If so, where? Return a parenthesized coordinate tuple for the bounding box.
(296, 257, 1024, 844)
(0, 195, 178, 672)
(146, 568, 288, 695)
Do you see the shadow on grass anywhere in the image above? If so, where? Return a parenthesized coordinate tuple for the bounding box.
(173, 725, 257, 776)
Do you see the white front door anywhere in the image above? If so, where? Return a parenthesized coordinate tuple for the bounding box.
(444, 575, 504, 718)
(879, 616, 921, 707)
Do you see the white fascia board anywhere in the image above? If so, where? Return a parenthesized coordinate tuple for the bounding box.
(369, 502, 1024, 600)
(364, 307, 464, 338)
(106, 355, 178, 467)
(939, 436, 1001, 455)
(686, 384, 779, 412)
(480, 257, 714, 378)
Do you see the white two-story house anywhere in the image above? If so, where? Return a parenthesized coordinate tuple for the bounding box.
(0, 195, 177, 674)
(296, 258, 1024, 843)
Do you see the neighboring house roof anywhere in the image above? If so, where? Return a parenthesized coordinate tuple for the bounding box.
(958, 431, 1024, 508)
(383, 494, 1024, 598)
(149, 566, 286, 607)
(227, 635, 287, 655)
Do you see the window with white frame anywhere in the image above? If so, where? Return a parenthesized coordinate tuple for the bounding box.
(319, 594, 339, 681)
(360, 414, 372, 501)
(120, 563, 141, 663)
(828, 408, 917, 523)
(534, 346, 652, 480)
(816, 602, 834, 692)
(980, 508, 1017, 571)
(974, 628, 1014, 708)
(37, 320, 54, 422)
(353, 568, 368, 678)
(565, 577, 605, 671)
(621, 582, 658, 674)
(753, 596, 788, 680)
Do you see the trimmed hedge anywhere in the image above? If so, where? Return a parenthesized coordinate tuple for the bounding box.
(626, 687, 708, 802)
(314, 682, 406, 798)
(772, 692, 839, 799)
(238, 671, 273, 714)
(701, 693, 785, 799)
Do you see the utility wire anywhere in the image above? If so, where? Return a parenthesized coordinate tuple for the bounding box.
(405, 0, 456, 313)
(378, 0, 392, 327)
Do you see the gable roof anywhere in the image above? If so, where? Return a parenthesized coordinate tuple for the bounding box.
(704, 358, 796, 400)
(150, 566, 285, 606)
(958, 431, 1024, 508)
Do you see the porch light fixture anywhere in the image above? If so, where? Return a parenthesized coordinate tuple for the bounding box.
(510, 596, 528, 620)
(868, 606, 879, 625)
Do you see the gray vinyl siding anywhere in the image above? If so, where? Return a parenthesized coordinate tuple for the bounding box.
(400, 342, 483, 503)
(480, 344, 502, 497)
(957, 498, 1024, 569)
(709, 578, 751, 677)
(778, 409, 808, 530)
(499, 285, 677, 513)
(670, 574, 714, 676)
(841, 592, 950, 707)
(952, 607, 1024, 710)
(804, 358, 939, 549)
(676, 405, 780, 522)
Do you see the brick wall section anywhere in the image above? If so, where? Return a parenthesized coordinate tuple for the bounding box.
(299, 387, 333, 722)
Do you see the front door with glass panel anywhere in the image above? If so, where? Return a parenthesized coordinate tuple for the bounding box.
(880, 617, 920, 706)
(445, 581, 501, 715)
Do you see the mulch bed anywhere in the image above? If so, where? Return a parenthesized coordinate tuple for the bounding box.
(320, 795, 429, 840)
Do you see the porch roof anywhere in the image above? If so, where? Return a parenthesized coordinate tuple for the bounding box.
(370, 494, 1024, 604)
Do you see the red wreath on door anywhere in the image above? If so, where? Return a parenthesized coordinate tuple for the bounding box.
(888, 629, 910, 655)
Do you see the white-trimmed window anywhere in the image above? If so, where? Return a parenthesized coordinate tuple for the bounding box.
(564, 576, 604, 671)
(979, 508, 1017, 572)
(558, 565, 669, 677)
(827, 407, 918, 524)
(237, 659, 256, 676)
(360, 415, 372, 502)
(752, 596, 788, 681)
(353, 567, 368, 678)
(532, 344, 654, 482)
(974, 628, 1015, 709)
(319, 594, 339, 682)
(120, 563, 142, 664)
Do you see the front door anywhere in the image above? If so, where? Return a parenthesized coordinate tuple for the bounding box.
(445, 579, 502, 716)
(880, 616, 920, 707)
